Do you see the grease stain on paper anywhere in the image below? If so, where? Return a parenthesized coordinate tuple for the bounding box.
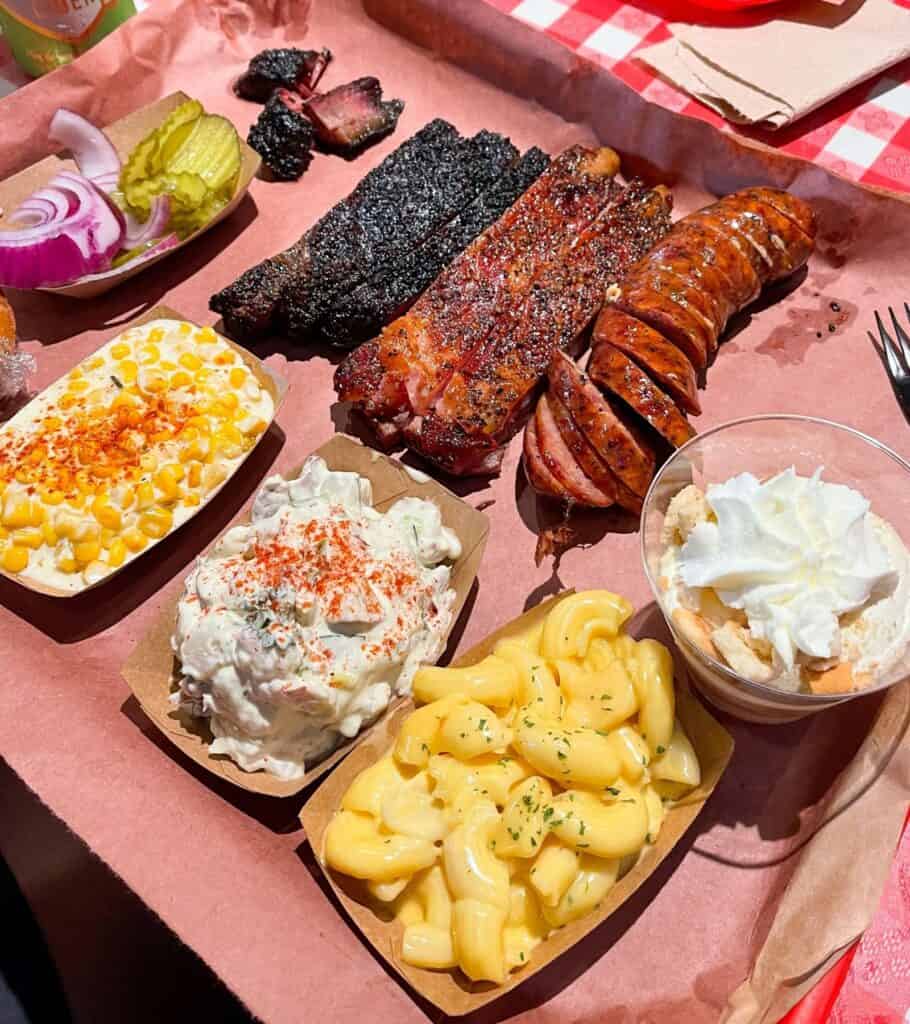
(755, 290, 856, 367)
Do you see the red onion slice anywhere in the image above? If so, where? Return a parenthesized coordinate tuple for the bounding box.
(48, 109, 121, 190)
(0, 171, 124, 289)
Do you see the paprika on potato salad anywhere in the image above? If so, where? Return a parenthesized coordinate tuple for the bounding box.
(171, 457, 462, 780)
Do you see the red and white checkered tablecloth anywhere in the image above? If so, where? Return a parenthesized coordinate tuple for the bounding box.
(485, 0, 910, 192)
(0, 0, 908, 1020)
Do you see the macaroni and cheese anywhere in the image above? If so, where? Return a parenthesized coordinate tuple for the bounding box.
(322, 591, 702, 985)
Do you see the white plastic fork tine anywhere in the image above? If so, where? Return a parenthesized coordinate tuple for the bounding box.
(887, 306, 910, 368)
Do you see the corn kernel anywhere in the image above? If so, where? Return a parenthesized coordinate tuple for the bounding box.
(221, 392, 240, 412)
(242, 418, 268, 438)
(138, 344, 160, 366)
(14, 527, 43, 549)
(41, 522, 58, 547)
(195, 327, 217, 345)
(179, 352, 203, 371)
(57, 556, 78, 574)
(136, 483, 156, 510)
(107, 538, 127, 568)
(111, 391, 138, 411)
(83, 356, 104, 371)
(111, 342, 131, 359)
(154, 465, 184, 501)
(187, 462, 202, 488)
(183, 493, 201, 507)
(68, 367, 84, 380)
(3, 496, 32, 530)
(203, 463, 228, 493)
(67, 493, 86, 510)
(74, 540, 101, 564)
(68, 378, 90, 393)
(138, 506, 173, 540)
(14, 468, 33, 485)
(138, 369, 167, 394)
(91, 496, 121, 531)
(118, 360, 138, 384)
(139, 453, 158, 473)
(213, 349, 236, 366)
(122, 528, 148, 553)
(42, 415, 62, 432)
(29, 503, 44, 527)
(179, 322, 192, 336)
(228, 367, 248, 388)
(100, 528, 115, 549)
(0, 526, 7, 540)
(2, 545, 28, 573)
(160, 360, 177, 372)
(216, 424, 243, 447)
(113, 485, 135, 510)
(39, 487, 64, 507)
(58, 393, 77, 410)
(170, 370, 193, 389)
(194, 368, 212, 385)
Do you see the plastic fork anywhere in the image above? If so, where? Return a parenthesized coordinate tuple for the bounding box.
(869, 304, 910, 424)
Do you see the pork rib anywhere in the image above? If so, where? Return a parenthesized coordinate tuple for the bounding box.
(318, 147, 550, 349)
(409, 182, 672, 476)
(335, 146, 622, 438)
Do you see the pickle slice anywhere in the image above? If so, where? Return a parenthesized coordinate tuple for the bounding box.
(166, 114, 241, 197)
(120, 99, 203, 193)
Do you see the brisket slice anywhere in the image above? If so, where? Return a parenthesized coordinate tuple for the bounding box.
(335, 147, 621, 436)
(210, 119, 502, 342)
(317, 147, 550, 349)
(411, 183, 673, 476)
(282, 128, 519, 338)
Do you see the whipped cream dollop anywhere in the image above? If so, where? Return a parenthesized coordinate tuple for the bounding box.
(677, 468, 898, 670)
(172, 457, 461, 779)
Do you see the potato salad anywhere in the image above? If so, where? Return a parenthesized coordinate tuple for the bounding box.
(172, 457, 462, 779)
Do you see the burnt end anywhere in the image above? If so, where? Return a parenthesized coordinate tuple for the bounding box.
(317, 147, 551, 348)
(247, 92, 316, 181)
(306, 77, 404, 155)
(234, 47, 332, 102)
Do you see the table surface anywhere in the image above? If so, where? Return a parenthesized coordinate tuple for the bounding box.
(1, 0, 909, 1020)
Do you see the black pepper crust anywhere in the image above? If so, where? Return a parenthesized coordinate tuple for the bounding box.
(210, 119, 460, 340)
(282, 127, 521, 339)
(247, 92, 316, 182)
(234, 48, 332, 102)
(211, 120, 528, 345)
(317, 147, 551, 348)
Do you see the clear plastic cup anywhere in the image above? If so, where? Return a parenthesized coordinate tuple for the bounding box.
(640, 415, 910, 723)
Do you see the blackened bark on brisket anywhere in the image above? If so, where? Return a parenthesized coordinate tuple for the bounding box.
(234, 48, 332, 103)
(210, 119, 461, 341)
(317, 147, 551, 348)
(247, 91, 315, 181)
(281, 127, 519, 339)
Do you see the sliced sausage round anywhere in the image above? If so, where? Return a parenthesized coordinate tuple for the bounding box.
(593, 307, 701, 416)
(587, 342, 696, 449)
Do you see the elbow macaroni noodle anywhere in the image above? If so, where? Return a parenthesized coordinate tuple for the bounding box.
(323, 591, 702, 985)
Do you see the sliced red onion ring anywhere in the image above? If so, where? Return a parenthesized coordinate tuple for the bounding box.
(124, 194, 171, 248)
(0, 171, 124, 289)
(48, 109, 121, 189)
